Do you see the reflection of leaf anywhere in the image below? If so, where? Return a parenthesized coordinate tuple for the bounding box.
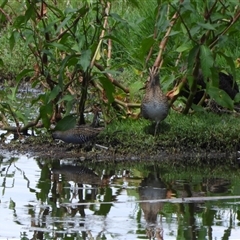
(207, 85, 233, 110)
(54, 115, 77, 131)
(9, 199, 16, 210)
(93, 188, 112, 216)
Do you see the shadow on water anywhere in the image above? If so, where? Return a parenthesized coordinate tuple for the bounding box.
(1, 153, 240, 239)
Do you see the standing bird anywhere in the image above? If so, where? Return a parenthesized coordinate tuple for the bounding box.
(141, 67, 169, 136)
(52, 108, 103, 144)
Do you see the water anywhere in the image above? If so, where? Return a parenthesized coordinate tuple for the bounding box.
(1, 152, 240, 240)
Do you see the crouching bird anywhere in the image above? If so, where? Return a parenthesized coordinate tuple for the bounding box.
(141, 67, 169, 136)
(52, 109, 103, 144)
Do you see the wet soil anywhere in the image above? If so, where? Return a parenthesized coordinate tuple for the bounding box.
(0, 133, 239, 167)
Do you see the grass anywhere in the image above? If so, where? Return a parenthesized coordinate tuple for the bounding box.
(100, 110, 240, 154)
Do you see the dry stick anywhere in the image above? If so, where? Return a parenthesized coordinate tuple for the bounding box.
(145, 4, 161, 66)
(0, 8, 12, 23)
(153, 2, 182, 69)
(1, 115, 42, 133)
(93, 81, 139, 108)
(90, 1, 111, 68)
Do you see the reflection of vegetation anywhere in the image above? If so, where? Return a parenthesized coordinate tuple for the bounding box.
(0, 0, 240, 138)
(1, 156, 240, 239)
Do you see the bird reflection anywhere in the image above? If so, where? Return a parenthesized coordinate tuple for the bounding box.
(138, 170, 167, 240)
(201, 178, 231, 194)
(52, 165, 101, 185)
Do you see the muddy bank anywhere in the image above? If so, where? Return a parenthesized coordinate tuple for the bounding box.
(0, 133, 239, 167)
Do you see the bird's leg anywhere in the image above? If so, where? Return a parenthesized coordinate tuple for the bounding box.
(154, 121, 159, 136)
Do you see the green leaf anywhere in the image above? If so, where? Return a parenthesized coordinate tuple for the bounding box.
(13, 15, 25, 28)
(0, 0, 8, 8)
(57, 94, 76, 103)
(9, 31, 17, 52)
(176, 42, 192, 53)
(187, 45, 200, 70)
(99, 77, 115, 104)
(197, 22, 216, 30)
(191, 103, 205, 112)
(16, 69, 33, 83)
(54, 115, 77, 131)
(207, 85, 233, 110)
(139, 36, 155, 59)
(102, 35, 125, 47)
(47, 42, 71, 52)
(15, 110, 28, 125)
(65, 99, 76, 116)
(40, 103, 53, 129)
(79, 49, 91, 71)
(48, 85, 61, 103)
(234, 93, 240, 103)
(47, 4, 65, 18)
(217, 52, 236, 84)
(200, 45, 214, 79)
(0, 58, 4, 67)
(56, 15, 72, 33)
(110, 13, 127, 24)
(24, 4, 35, 22)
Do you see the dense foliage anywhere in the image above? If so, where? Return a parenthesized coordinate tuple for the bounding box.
(0, 0, 239, 134)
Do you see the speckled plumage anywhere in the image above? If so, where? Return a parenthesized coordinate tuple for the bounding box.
(52, 126, 103, 144)
(141, 67, 169, 135)
(52, 108, 103, 144)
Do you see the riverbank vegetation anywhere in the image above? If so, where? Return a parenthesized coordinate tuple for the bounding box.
(0, 0, 240, 149)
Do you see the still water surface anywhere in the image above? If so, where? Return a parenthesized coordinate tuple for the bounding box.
(1, 152, 240, 240)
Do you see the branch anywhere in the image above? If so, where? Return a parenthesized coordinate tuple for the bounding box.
(153, 1, 184, 69)
(1, 115, 42, 133)
(0, 8, 12, 24)
(209, 8, 240, 49)
(94, 62, 129, 93)
(90, 1, 111, 68)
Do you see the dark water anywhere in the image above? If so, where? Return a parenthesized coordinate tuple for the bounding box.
(1, 152, 240, 240)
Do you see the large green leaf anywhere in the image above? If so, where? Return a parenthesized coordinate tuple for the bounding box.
(12, 15, 25, 28)
(176, 42, 192, 53)
(217, 52, 236, 85)
(99, 76, 115, 104)
(200, 45, 214, 79)
(48, 85, 61, 103)
(197, 22, 216, 30)
(54, 115, 77, 131)
(139, 36, 155, 57)
(79, 49, 91, 71)
(207, 85, 233, 110)
(187, 45, 200, 70)
(234, 93, 240, 103)
(40, 103, 53, 129)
